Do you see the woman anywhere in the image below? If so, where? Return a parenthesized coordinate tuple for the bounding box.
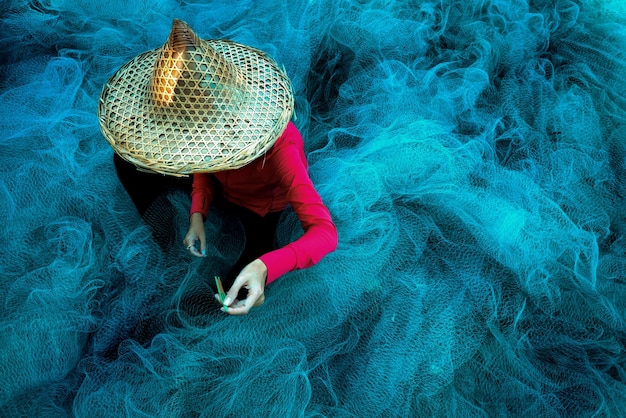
(99, 19, 337, 315)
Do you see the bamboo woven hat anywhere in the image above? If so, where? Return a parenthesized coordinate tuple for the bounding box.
(98, 19, 294, 177)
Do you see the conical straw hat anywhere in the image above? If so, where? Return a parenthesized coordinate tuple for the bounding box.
(98, 19, 294, 176)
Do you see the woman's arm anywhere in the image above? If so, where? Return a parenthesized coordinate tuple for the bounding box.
(184, 173, 215, 256)
(189, 173, 215, 219)
(259, 142, 338, 284)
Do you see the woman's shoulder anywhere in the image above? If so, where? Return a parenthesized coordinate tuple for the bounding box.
(268, 121, 308, 174)
(275, 121, 303, 147)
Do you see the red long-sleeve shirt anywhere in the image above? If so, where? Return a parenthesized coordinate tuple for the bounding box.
(190, 122, 338, 284)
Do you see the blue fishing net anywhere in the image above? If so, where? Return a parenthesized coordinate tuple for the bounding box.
(1, 0, 625, 416)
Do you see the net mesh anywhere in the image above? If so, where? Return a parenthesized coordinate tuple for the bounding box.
(1, 0, 626, 416)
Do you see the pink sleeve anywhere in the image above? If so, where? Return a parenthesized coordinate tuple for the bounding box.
(259, 137, 338, 284)
(190, 173, 214, 219)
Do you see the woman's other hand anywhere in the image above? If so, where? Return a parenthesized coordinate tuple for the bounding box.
(217, 259, 267, 315)
(183, 212, 206, 257)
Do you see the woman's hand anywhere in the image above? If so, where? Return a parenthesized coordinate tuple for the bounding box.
(183, 212, 206, 257)
(216, 259, 267, 315)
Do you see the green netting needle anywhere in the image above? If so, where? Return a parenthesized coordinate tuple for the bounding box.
(215, 276, 228, 312)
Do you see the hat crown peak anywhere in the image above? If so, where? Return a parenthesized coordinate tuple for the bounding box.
(150, 19, 244, 109)
(168, 19, 202, 52)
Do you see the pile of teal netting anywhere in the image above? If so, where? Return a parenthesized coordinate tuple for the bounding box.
(2, 0, 626, 416)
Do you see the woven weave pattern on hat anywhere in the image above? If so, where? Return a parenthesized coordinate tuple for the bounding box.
(98, 19, 294, 177)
